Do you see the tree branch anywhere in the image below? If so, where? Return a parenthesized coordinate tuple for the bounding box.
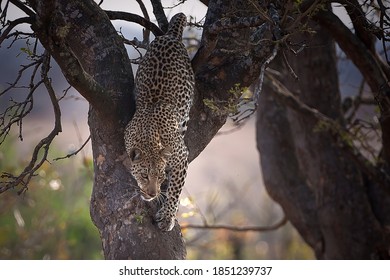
(199, 0, 209, 6)
(377, 0, 390, 67)
(208, 14, 269, 34)
(53, 135, 91, 161)
(0, 53, 62, 194)
(49, 45, 114, 117)
(341, 0, 390, 79)
(337, 0, 377, 52)
(29, 0, 135, 124)
(266, 72, 390, 190)
(190, 29, 216, 72)
(181, 216, 288, 232)
(150, 0, 168, 32)
(308, 7, 389, 94)
(0, 16, 33, 46)
(187, 1, 278, 161)
(0, 58, 43, 143)
(191, 13, 270, 72)
(105, 10, 163, 37)
(135, 0, 151, 44)
(312, 8, 390, 166)
(135, 0, 149, 21)
(9, 0, 35, 17)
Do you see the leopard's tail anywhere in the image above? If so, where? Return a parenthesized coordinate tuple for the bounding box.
(166, 13, 186, 40)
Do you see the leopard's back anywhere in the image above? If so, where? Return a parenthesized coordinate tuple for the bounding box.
(124, 13, 195, 231)
(135, 13, 194, 126)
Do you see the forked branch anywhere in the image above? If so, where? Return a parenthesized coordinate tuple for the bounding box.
(266, 72, 390, 190)
(150, 0, 168, 32)
(0, 59, 43, 143)
(0, 16, 33, 46)
(0, 53, 62, 195)
(105, 10, 163, 37)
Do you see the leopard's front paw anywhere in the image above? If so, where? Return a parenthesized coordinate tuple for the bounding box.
(155, 207, 175, 231)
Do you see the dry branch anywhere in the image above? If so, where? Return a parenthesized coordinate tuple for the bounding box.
(182, 216, 287, 232)
(266, 72, 390, 190)
(53, 136, 91, 161)
(135, 0, 151, 44)
(9, 0, 35, 17)
(0, 58, 43, 143)
(0, 16, 33, 45)
(0, 53, 62, 194)
(105, 10, 163, 37)
(150, 0, 168, 32)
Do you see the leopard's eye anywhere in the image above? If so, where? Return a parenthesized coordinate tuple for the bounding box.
(141, 173, 148, 179)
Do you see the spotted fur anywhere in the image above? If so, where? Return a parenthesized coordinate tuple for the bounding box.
(124, 13, 194, 231)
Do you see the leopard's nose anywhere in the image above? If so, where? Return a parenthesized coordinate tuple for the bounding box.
(147, 189, 157, 197)
(141, 191, 156, 202)
(146, 178, 159, 198)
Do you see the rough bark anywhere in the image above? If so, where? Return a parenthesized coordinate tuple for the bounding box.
(29, 0, 186, 259)
(298, 0, 390, 173)
(5, 0, 389, 259)
(25, 0, 275, 259)
(313, 10, 390, 168)
(186, 0, 274, 161)
(257, 22, 390, 259)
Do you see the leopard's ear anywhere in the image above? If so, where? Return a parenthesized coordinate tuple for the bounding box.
(160, 146, 172, 161)
(129, 147, 143, 164)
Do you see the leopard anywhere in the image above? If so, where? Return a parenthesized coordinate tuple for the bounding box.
(124, 13, 194, 231)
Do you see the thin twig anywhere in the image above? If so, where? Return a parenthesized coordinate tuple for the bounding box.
(181, 216, 288, 232)
(254, 44, 279, 105)
(0, 60, 42, 95)
(0, 0, 10, 25)
(0, 16, 33, 46)
(216, 118, 251, 136)
(182, 187, 208, 226)
(282, 50, 298, 80)
(377, 0, 390, 65)
(53, 136, 91, 161)
(4, 31, 33, 48)
(0, 58, 44, 143)
(0, 52, 62, 195)
(163, 0, 187, 9)
(58, 85, 72, 101)
(345, 78, 366, 123)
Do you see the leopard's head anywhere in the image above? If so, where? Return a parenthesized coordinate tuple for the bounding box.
(128, 146, 172, 201)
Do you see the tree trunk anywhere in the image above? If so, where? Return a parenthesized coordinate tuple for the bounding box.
(256, 22, 390, 259)
(8, 0, 390, 260)
(88, 110, 187, 259)
(28, 0, 275, 259)
(30, 0, 186, 259)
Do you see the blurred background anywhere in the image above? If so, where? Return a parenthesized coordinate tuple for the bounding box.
(0, 0, 368, 259)
(0, 117, 314, 259)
